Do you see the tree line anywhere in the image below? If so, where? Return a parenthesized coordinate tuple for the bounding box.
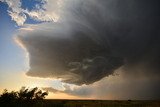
(0, 87, 48, 106)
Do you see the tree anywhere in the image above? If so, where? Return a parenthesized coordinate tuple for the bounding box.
(18, 87, 48, 101)
(0, 89, 18, 103)
(0, 87, 48, 103)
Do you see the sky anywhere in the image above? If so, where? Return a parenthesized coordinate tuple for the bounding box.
(0, 0, 160, 100)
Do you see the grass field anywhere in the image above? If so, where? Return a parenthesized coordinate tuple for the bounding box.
(1, 100, 160, 107)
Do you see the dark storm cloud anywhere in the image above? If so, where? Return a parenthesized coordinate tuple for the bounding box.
(16, 0, 160, 86)
(17, 24, 123, 85)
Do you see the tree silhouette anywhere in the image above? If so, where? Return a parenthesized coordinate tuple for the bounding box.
(18, 87, 48, 101)
(0, 87, 48, 104)
(0, 89, 18, 103)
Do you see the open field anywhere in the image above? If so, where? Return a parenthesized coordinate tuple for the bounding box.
(1, 100, 160, 107)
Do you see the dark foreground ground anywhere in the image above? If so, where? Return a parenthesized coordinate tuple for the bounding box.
(1, 100, 160, 107)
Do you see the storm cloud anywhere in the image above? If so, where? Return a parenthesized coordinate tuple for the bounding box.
(43, 68, 160, 100)
(16, 0, 160, 87)
(17, 22, 123, 85)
